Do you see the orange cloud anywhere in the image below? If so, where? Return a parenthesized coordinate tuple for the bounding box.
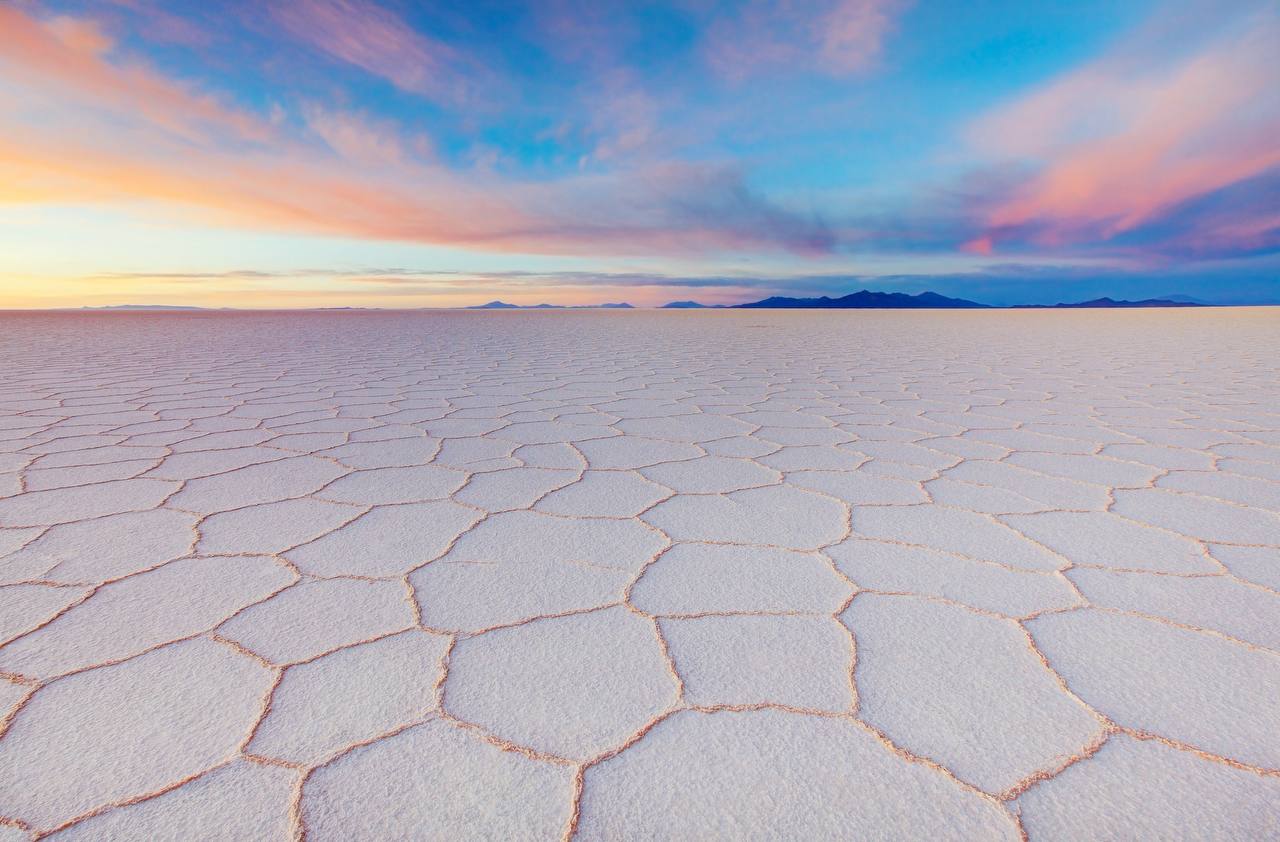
(0, 7, 830, 258)
(969, 10, 1280, 251)
(0, 6, 271, 144)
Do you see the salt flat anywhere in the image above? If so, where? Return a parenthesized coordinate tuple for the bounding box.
(0, 308, 1278, 840)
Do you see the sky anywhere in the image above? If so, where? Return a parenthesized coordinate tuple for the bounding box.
(1, 0, 1277, 308)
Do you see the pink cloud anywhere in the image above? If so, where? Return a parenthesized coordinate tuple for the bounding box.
(270, 0, 471, 103)
(0, 6, 271, 144)
(0, 7, 829, 258)
(968, 10, 1280, 254)
(704, 0, 906, 81)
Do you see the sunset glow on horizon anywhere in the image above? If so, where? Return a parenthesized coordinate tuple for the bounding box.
(1, 0, 1276, 308)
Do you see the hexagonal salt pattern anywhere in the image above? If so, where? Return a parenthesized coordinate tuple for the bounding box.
(0, 308, 1277, 838)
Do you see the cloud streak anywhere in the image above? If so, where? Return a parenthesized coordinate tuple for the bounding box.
(0, 6, 831, 257)
(269, 0, 472, 103)
(968, 7, 1280, 258)
(704, 0, 907, 80)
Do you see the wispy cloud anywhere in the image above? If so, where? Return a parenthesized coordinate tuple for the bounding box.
(967, 6, 1280, 258)
(0, 6, 831, 257)
(704, 0, 907, 81)
(0, 6, 271, 145)
(268, 0, 473, 103)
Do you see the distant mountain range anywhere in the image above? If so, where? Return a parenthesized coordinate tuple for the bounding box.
(76, 291, 1230, 312)
(1012, 297, 1206, 309)
(80, 304, 210, 310)
(736, 290, 989, 309)
(467, 300, 633, 309)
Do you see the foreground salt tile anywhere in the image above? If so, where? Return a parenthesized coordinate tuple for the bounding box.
(320, 437, 440, 469)
(27, 443, 166, 469)
(1219, 456, 1280, 482)
(578, 709, 1018, 839)
(444, 607, 678, 759)
(758, 445, 865, 471)
(219, 578, 414, 664)
(0, 508, 197, 585)
(166, 456, 348, 514)
(630, 543, 852, 615)
(452, 466, 579, 511)
(287, 501, 481, 577)
(1017, 735, 1280, 840)
(828, 539, 1079, 617)
(787, 468, 928, 505)
(491, 419, 617, 445)
(643, 485, 846, 549)
(415, 556, 629, 631)
(1070, 567, 1280, 649)
(1001, 510, 1216, 573)
(701, 435, 777, 458)
(0, 555, 293, 679)
(0, 583, 88, 645)
(1028, 609, 1280, 769)
(414, 511, 662, 630)
(535, 470, 668, 517)
(0, 526, 41, 560)
(939, 459, 1110, 510)
(849, 439, 961, 468)
(615, 413, 755, 441)
(47, 760, 298, 842)
(638, 456, 778, 493)
(1158, 469, 1280, 512)
(854, 506, 1063, 571)
(315, 465, 467, 504)
(661, 615, 853, 712)
(513, 442, 584, 469)
(1111, 488, 1280, 544)
(846, 594, 1102, 794)
(1212, 442, 1280, 463)
(0, 638, 272, 832)
(250, 630, 449, 765)
(303, 718, 574, 840)
(198, 497, 363, 555)
(1004, 451, 1160, 487)
(924, 478, 1048, 514)
(1102, 443, 1216, 470)
(1210, 544, 1280, 590)
(0, 478, 178, 528)
(143, 446, 288, 481)
(24, 458, 158, 491)
(575, 435, 702, 469)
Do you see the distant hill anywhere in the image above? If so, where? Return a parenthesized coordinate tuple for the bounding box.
(465, 300, 633, 309)
(736, 290, 989, 309)
(1013, 297, 1208, 309)
(662, 300, 707, 308)
(467, 300, 521, 309)
(81, 304, 208, 311)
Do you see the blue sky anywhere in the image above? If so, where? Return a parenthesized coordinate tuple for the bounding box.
(0, 0, 1276, 307)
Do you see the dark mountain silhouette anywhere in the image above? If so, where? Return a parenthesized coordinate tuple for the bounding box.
(1013, 297, 1207, 309)
(736, 290, 989, 309)
(468, 300, 521, 309)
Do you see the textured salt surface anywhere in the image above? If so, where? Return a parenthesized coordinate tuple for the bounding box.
(0, 308, 1277, 839)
